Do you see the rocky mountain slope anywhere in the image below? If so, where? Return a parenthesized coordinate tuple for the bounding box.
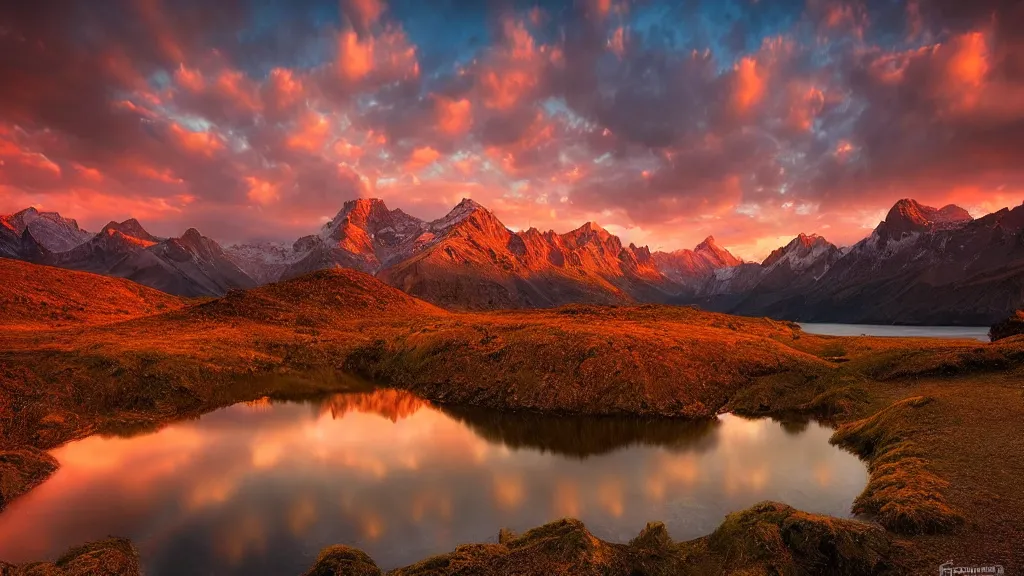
(5, 197, 1024, 323)
(377, 200, 679, 308)
(0, 207, 92, 254)
(2, 212, 256, 298)
(231, 198, 707, 309)
(695, 199, 1024, 324)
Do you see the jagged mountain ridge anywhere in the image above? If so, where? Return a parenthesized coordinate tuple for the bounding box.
(0, 207, 92, 255)
(228, 198, 708, 308)
(5, 197, 1024, 324)
(1, 211, 255, 298)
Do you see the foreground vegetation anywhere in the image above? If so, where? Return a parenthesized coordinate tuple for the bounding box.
(1, 258, 1023, 574)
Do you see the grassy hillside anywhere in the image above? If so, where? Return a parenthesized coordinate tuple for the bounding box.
(1, 260, 1023, 573)
(0, 258, 184, 329)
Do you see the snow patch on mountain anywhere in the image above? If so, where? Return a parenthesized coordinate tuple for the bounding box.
(1, 207, 92, 253)
(224, 241, 309, 284)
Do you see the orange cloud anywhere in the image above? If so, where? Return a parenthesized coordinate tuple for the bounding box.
(350, 0, 385, 27)
(332, 139, 364, 160)
(337, 27, 419, 83)
(175, 64, 205, 92)
(245, 177, 279, 205)
(480, 70, 536, 111)
(287, 111, 331, 152)
(591, 0, 613, 17)
(503, 19, 537, 62)
(265, 68, 304, 112)
(169, 124, 224, 156)
(339, 30, 375, 80)
(72, 163, 103, 182)
(733, 57, 765, 112)
(787, 84, 825, 131)
(434, 96, 472, 135)
(947, 31, 989, 89)
(405, 146, 441, 170)
(215, 70, 260, 112)
(608, 27, 626, 58)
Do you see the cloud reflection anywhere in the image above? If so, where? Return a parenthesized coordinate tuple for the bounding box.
(0, 390, 867, 574)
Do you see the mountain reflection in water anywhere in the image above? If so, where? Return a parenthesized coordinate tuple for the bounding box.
(0, 389, 867, 575)
(440, 405, 720, 458)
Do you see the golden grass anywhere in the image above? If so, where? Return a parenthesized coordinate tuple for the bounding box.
(0, 447, 58, 512)
(831, 396, 964, 534)
(3, 260, 1023, 573)
(0, 258, 184, 330)
(1, 537, 140, 576)
(297, 503, 896, 576)
(302, 546, 383, 576)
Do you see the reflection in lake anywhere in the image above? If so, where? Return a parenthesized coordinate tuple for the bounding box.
(0, 390, 867, 575)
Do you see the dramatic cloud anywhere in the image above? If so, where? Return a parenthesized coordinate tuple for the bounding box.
(0, 0, 1021, 259)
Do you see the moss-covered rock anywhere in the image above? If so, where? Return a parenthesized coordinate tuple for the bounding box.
(2, 538, 141, 576)
(0, 447, 58, 511)
(989, 310, 1024, 342)
(302, 545, 382, 576)
(302, 505, 895, 576)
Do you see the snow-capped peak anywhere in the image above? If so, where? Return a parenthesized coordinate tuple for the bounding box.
(428, 198, 491, 232)
(1, 206, 91, 253)
(762, 233, 839, 272)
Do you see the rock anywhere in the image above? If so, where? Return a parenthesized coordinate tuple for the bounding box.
(989, 310, 1024, 342)
(0, 447, 59, 511)
(302, 545, 382, 576)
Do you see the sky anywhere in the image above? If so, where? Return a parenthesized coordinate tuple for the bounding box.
(1, 0, 1022, 260)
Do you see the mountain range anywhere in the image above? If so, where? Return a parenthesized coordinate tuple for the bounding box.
(2, 198, 1022, 324)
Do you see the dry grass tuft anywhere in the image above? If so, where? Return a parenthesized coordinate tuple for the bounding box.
(705, 501, 895, 575)
(302, 503, 894, 576)
(1, 537, 141, 576)
(989, 310, 1024, 342)
(831, 396, 963, 534)
(301, 545, 383, 576)
(0, 447, 58, 511)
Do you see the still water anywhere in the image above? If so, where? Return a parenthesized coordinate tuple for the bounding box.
(0, 390, 867, 574)
(799, 322, 989, 341)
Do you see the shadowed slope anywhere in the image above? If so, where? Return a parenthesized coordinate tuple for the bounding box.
(188, 267, 446, 324)
(0, 258, 185, 329)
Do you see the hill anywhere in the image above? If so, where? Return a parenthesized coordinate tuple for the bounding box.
(0, 258, 184, 329)
(189, 267, 446, 324)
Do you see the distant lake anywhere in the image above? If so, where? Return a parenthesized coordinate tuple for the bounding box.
(799, 323, 990, 341)
(0, 390, 867, 575)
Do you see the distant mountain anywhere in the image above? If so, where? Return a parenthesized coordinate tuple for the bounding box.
(5, 196, 1024, 324)
(789, 200, 1024, 324)
(0, 207, 91, 256)
(223, 241, 304, 284)
(101, 218, 162, 243)
(702, 233, 844, 317)
(44, 219, 255, 297)
(653, 236, 743, 286)
(695, 199, 1024, 324)
(378, 200, 681, 309)
(224, 198, 703, 309)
